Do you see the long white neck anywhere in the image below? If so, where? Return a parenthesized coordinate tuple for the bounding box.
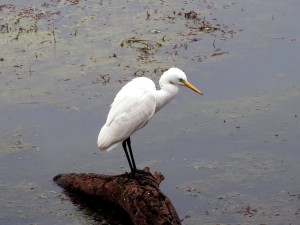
(155, 82, 179, 113)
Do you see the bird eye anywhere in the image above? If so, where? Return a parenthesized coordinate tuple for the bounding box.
(179, 78, 184, 83)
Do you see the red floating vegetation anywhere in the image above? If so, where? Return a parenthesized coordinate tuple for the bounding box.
(238, 205, 257, 217)
(0, 4, 15, 11)
(66, 0, 80, 5)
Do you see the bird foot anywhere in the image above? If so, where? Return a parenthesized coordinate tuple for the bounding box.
(134, 169, 152, 176)
(133, 169, 157, 186)
(122, 169, 159, 188)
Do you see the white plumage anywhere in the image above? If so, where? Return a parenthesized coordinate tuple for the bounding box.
(97, 67, 202, 172)
(98, 77, 156, 151)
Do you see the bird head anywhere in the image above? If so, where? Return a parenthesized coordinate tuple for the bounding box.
(162, 67, 203, 95)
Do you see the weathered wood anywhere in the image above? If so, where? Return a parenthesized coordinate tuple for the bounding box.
(53, 168, 181, 225)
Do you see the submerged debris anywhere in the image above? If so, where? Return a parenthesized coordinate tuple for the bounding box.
(92, 74, 110, 85)
(238, 206, 258, 217)
(120, 37, 163, 63)
(184, 11, 199, 20)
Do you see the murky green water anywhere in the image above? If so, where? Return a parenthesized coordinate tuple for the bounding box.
(1, 0, 299, 224)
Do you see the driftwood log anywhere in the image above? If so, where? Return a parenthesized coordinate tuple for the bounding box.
(53, 167, 181, 225)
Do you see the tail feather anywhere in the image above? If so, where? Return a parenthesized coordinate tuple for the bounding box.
(97, 125, 121, 151)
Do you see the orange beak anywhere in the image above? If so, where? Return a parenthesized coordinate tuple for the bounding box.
(183, 81, 203, 95)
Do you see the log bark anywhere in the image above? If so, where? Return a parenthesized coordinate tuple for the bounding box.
(53, 168, 181, 225)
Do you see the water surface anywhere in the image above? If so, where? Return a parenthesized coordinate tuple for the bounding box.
(0, 0, 299, 224)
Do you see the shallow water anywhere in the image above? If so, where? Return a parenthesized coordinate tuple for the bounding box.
(0, 0, 299, 224)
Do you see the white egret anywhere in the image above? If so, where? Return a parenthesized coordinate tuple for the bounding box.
(97, 67, 202, 173)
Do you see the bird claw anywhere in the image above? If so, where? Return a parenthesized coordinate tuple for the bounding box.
(123, 169, 156, 186)
(134, 169, 152, 176)
(133, 170, 157, 186)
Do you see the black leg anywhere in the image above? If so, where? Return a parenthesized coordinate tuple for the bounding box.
(122, 138, 154, 183)
(122, 139, 134, 173)
(126, 137, 137, 171)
